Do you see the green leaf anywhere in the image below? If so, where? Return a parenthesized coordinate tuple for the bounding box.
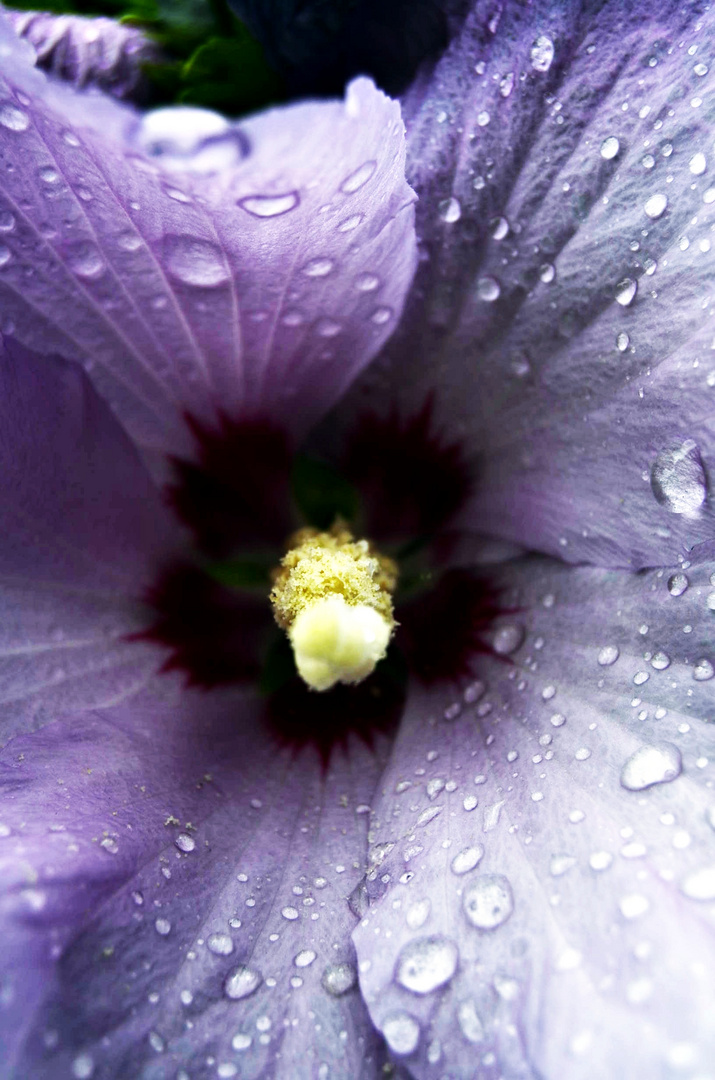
(180, 32, 284, 113)
(290, 454, 361, 531)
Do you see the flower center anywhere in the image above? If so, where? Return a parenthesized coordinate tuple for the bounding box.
(270, 522, 397, 691)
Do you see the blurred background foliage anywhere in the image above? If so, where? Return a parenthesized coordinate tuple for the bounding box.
(3, 0, 468, 115)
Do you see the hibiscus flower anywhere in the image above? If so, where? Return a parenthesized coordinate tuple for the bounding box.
(1, 5, 715, 1080)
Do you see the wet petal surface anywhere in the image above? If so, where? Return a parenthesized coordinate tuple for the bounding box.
(344, 0, 715, 568)
(0, 17, 416, 460)
(354, 550, 715, 1077)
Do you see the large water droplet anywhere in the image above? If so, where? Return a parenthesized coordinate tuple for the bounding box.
(340, 161, 377, 194)
(165, 235, 229, 286)
(650, 440, 707, 516)
(207, 932, 234, 956)
(597, 645, 619, 666)
(321, 962, 356, 996)
(382, 1012, 420, 1056)
(667, 572, 689, 596)
(0, 104, 29, 132)
(693, 658, 714, 682)
(67, 243, 105, 280)
(239, 192, 299, 218)
(302, 257, 334, 278)
(530, 35, 555, 71)
(620, 743, 682, 791)
(451, 845, 484, 875)
(492, 624, 524, 655)
(438, 197, 461, 223)
(689, 152, 707, 176)
(0, 244, 11, 267)
(154, 917, 171, 935)
(644, 193, 668, 219)
(405, 898, 431, 930)
(681, 866, 715, 901)
(477, 276, 500, 302)
(71, 1053, 95, 1079)
(395, 937, 458, 995)
(615, 277, 637, 306)
(355, 272, 380, 292)
(463, 875, 514, 929)
(491, 216, 509, 240)
(0, 211, 15, 232)
(294, 949, 317, 968)
(224, 965, 262, 1000)
(600, 136, 620, 160)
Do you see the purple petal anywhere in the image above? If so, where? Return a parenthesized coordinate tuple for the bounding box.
(3, 8, 158, 100)
(353, 552, 715, 1076)
(0, 338, 172, 739)
(2, 687, 394, 1078)
(344, 1, 715, 568)
(0, 20, 416, 459)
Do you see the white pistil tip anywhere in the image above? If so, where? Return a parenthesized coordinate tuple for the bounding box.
(290, 594, 392, 692)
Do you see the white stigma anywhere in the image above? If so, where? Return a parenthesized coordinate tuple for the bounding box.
(289, 594, 392, 692)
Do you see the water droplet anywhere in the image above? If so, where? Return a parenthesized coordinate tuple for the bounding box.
(405, 898, 431, 930)
(294, 949, 316, 968)
(589, 851, 613, 871)
(337, 213, 364, 232)
(539, 262, 556, 283)
(72, 1053, 95, 1079)
(499, 72, 515, 98)
(224, 965, 262, 1000)
(0, 104, 29, 132)
(65, 241, 105, 280)
(154, 917, 171, 935)
(438, 197, 461, 223)
(644, 194, 669, 221)
(321, 962, 356, 996)
(451, 845, 484, 875)
(100, 837, 118, 854)
(302, 257, 334, 278)
(619, 893, 650, 919)
(0, 244, 12, 267)
(395, 936, 458, 994)
(232, 1033, 252, 1051)
(239, 191, 300, 217)
(477, 276, 500, 302)
(491, 216, 509, 240)
(370, 306, 392, 325)
(616, 331, 630, 352)
(690, 152, 707, 175)
(382, 1012, 420, 1056)
(282, 906, 299, 920)
(600, 136, 620, 160)
(667, 572, 689, 596)
(633, 670, 649, 686)
(174, 833, 195, 853)
(650, 440, 707, 516)
(530, 34, 555, 71)
(620, 743, 682, 791)
(681, 865, 715, 900)
(597, 645, 619, 666)
(164, 235, 229, 286)
(0, 211, 14, 232)
(615, 277, 637, 306)
(694, 61, 709, 76)
(693, 658, 714, 681)
(463, 875, 514, 929)
(457, 999, 485, 1043)
(207, 932, 234, 956)
(355, 272, 380, 292)
(651, 651, 670, 670)
(340, 161, 377, 194)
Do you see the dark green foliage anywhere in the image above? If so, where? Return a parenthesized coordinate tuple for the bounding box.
(290, 454, 361, 531)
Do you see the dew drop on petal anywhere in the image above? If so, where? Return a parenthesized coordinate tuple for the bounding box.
(457, 999, 485, 1043)
(405, 899, 431, 930)
(382, 1012, 420, 1056)
(600, 136, 620, 160)
(667, 572, 689, 596)
(0, 244, 12, 267)
(0, 104, 29, 131)
(154, 917, 171, 936)
(224, 965, 262, 1000)
(650, 440, 707, 516)
(644, 193, 668, 219)
(239, 191, 299, 217)
(690, 152, 707, 175)
(615, 277, 637, 306)
(530, 34, 555, 71)
(463, 875, 514, 929)
(340, 161, 377, 194)
(232, 1033, 252, 1051)
(164, 235, 229, 286)
(294, 949, 317, 968)
(71, 1053, 95, 1079)
(0, 212, 15, 232)
(451, 845, 484, 875)
(491, 216, 509, 239)
(477, 276, 500, 302)
(321, 962, 357, 996)
(302, 257, 334, 278)
(370, 306, 392, 325)
(492, 624, 524, 655)
(620, 743, 682, 791)
(337, 213, 364, 232)
(395, 936, 458, 994)
(438, 197, 461, 223)
(693, 658, 714, 682)
(680, 866, 715, 901)
(539, 262, 555, 283)
(355, 272, 380, 292)
(66, 243, 105, 279)
(616, 331, 630, 352)
(651, 651, 670, 671)
(174, 833, 195, 853)
(619, 893, 650, 919)
(499, 72, 515, 97)
(597, 645, 619, 666)
(207, 932, 234, 956)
